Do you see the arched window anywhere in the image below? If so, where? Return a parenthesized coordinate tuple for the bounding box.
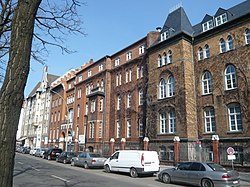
(204, 107, 215, 132)
(225, 65, 237, 90)
(228, 103, 242, 131)
(245, 28, 250, 44)
(163, 52, 167, 65)
(167, 76, 175, 97)
(227, 35, 234, 50)
(159, 79, 166, 99)
(220, 38, 226, 53)
(158, 55, 162, 67)
(204, 44, 210, 58)
(198, 47, 203, 60)
(202, 71, 212, 95)
(167, 50, 172, 64)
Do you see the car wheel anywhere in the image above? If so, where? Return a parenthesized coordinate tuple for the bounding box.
(104, 165, 110, 173)
(162, 173, 171, 184)
(63, 159, 67, 164)
(83, 162, 89, 169)
(201, 179, 214, 187)
(130, 168, 138, 178)
(71, 161, 75, 166)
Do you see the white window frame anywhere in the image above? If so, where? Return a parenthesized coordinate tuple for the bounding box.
(91, 99, 96, 113)
(139, 45, 145, 54)
(138, 119, 143, 137)
(116, 121, 120, 138)
(167, 76, 175, 97)
(115, 57, 120, 66)
(202, 71, 212, 95)
(99, 122, 103, 138)
(225, 65, 237, 90)
(129, 68, 132, 82)
(167, 50, 172, 64)
(119, 73, 122, 85)
(202, 20, 213, 32)
(168, 110, 176, 133)
(117, 95, 121, 110)
(126, 51, 132, 61)
(215, 13, 227, 26)
(160, 112, 167, 134)
(125, 70, 129, 83)
(159, 79, 166, 99)
(127, 92, 131, 108)
(127, 119, 131, 138)
(100, 98, 103, 112)
(204, 44, 210, 59)
(99, 64, 103, 71)
(228, 104, 242, 131)
(78, 75, 82, 82)
(139, 89, 143, 106)
(204, 107, 215, 133)
(88, 70, 92, 77)
(158, 55, 162, 67)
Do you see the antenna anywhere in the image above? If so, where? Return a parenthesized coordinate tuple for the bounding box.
(169, 2, 182, 13)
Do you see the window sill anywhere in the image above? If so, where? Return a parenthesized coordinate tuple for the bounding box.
(227, 130, 243, 134)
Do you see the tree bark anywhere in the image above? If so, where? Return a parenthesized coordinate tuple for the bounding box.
(0, 1, 41, 186)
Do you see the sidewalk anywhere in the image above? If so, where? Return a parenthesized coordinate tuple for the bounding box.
(159, 165, 250, 185)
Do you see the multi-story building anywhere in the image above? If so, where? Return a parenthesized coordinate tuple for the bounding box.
(47, 1, 249, 166)
(20, 66, 59, 148)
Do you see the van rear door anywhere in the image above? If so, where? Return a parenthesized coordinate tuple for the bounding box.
(143, 151, 159, 172)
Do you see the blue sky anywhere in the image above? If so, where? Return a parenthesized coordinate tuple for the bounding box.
(25, 0, 244, 96)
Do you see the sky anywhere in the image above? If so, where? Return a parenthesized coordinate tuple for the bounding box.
(25, 0, 245, 96)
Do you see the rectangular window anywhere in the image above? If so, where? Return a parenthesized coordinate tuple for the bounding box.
(116, 74, 119, 86)
(125, 70, 129, 83)
(160, 112, 167, 134)
(117, 95, 121, 110)
(116, 121, 120, 138)
(78, 75, 82, 82)
(129, 68, 132, 82)
(215, 13, 227, 26)
(115, 57, 120, 66)
(91, 99, 95, 113)
(127, 119, 131, 138)
(119, 73, 122, 85)
(169, 111, 176, 133)
(137, 66, 140, 79)
(99, 64, 103, 71)
(139, 89, 143, 106)
(126, 51, 132, 61)
(139, 45, 145, 54)
(127, 93, 131, 108)
(100, 98, 103, 112)
(88, 70, 92, 77)
(99, 122, 103, 138)
(204, 109, 215, 132)
(139, 119, 143, 137)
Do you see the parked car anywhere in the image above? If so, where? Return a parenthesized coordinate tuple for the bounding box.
(56, 152, 77, 164)
(104, 150, 160, 178)
(29, 148, 38, 155)
(43, 148, 63, 160)
(71, 152, 106, 169)
(39, 148, 47, 158)
(34, 148, 47, 157)
(158, 162, 240, 187)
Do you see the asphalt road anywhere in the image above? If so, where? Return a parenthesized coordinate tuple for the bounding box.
(14, 153, 250, 187)
(14, 153, 182, 187)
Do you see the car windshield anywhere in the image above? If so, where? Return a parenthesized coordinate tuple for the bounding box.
(207, 163, 227, 171)
(89, 153, 101, 157)
(68, 152, 77, 156)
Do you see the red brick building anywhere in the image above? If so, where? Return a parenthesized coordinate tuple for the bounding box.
(48, 1, 250, 166)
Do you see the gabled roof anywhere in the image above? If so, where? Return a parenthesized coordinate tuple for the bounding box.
(28, 82, 41, 98)
(193, 0, 250, 36)
(48, 74, 59, 85)
(202, 14, 213, 23)
(161, 7, 194, 37)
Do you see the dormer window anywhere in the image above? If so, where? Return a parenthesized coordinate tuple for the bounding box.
(161, 31, 168, 41)
(215, 13, 227, 26)
(115, 57, 120, 66)
(126, 51, 132, 61)
(202, 20, 213, 32)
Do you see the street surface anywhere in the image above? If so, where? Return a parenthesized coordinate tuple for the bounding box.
(14, 153, 250, 187)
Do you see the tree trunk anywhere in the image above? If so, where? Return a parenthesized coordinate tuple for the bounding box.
(0, 1, 41, 186)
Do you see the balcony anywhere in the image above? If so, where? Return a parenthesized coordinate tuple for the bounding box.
(87, 86, 105, 98)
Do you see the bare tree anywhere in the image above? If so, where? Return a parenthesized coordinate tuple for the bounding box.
(0, 0, 85, 186)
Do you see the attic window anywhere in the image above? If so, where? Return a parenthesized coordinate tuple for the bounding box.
(202, 20, 213, 32)
(215, 13, 227, 26)
(161, 31, 168, 41)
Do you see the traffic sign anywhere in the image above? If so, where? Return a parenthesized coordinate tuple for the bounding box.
(227, 147, 235, 155)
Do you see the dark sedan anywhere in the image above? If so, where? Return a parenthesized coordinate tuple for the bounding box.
(56, 151, 77, 164)
(43, 148, 63, 160)
(158, 162, 240, 187)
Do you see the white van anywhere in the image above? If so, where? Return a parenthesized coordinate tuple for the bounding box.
(104, 150, 160, 177)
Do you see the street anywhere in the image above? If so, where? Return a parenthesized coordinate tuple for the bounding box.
(14, 153, 250, 187)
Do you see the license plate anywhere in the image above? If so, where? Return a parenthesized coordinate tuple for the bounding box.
(233, 181, 238, 184)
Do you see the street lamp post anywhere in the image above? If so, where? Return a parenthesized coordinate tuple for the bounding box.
(50, 89, 69, 152)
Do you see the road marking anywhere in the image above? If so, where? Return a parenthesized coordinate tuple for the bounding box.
(31, 167, 40, 171)
(17, 162, 24, 165)
(51, 175, 70, 183)
(146, 185, 160, 187)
